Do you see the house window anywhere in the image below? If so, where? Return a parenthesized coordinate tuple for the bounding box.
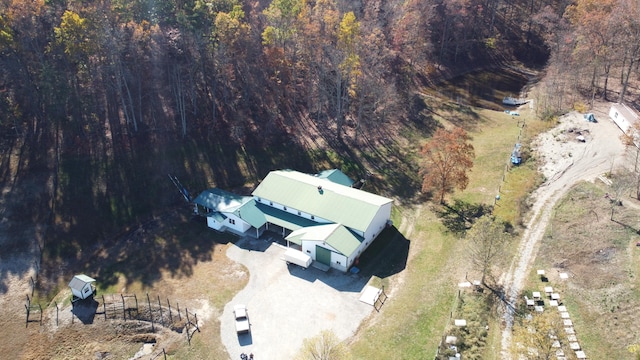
(229, 219, 235, 225)
(336, 261, 341, 265)
(257, 198, 261, 202)
(306, 250, 311, 254)
(270, 201, 273, 206)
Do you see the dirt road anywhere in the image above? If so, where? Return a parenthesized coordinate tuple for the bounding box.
(500, 108, 629, 357)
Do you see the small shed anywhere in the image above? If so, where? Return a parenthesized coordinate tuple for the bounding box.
(68, 274, 96, 300)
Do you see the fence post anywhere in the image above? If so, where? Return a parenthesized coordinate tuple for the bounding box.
(157, 295, 163, 327)
(194, 313, 200, 332)
(134, 294, 139, 322)
(121, 294, 126, 320)
(102, 295, 107, 321)
(147, 293, 154, 332)
(167, 299, 173, 323)
(30, 276, 35, 297)
(38, 303, 43, 325)
(55, 301, 59, 327)
(177, 302, 181, 321)
(163, 348, 166, 360)
(25, 303, 29, 327)
(185, 308, 191, 346)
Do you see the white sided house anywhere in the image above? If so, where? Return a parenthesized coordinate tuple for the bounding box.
(192, 189, 260, 236)
(193, 169, 393, 272)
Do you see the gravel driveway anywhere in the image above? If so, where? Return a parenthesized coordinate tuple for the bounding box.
(220, 236, 373, 360)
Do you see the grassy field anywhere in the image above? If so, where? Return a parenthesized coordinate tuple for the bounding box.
(349, 210, 460, 359)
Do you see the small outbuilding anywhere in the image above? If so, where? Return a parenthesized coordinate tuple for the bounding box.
(609, 103, 639, 134)
(68, 274, 96, 300)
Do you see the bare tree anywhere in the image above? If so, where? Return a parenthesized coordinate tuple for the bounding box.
(609, 169, 634, 220)
(467, 215, 511, 285)
(298, 330, 349, 360)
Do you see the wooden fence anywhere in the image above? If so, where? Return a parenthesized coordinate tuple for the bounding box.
(26, 292, 201, 345)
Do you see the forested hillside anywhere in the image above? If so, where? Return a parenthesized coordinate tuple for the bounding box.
(1, 0, 640, 280)
(0, 0, 559, 152)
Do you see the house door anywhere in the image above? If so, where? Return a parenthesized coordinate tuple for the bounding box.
(315, 245, 331, 266)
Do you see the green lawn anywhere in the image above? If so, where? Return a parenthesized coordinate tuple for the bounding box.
(350, 212, 459, 359)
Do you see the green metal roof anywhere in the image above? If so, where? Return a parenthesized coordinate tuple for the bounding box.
(234, 200, 267, 228)
(285, 224, 363, 257)
(317, 169, 354, 187)
(285, 233, 303, 245)
(254, 202, 318, 230)
(193, 188, 252, 211)
(252, 170, 392, 232)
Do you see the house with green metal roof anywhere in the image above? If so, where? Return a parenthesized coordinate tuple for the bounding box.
(193, 169, 393, 272)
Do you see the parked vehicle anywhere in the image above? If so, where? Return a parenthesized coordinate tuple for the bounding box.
(511, 143, 522, 165)
(234, 304, 250, 334)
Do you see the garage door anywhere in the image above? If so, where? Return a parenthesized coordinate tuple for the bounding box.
(315, 245, 331, 266)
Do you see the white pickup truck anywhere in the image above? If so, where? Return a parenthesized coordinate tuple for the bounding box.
(233, 304, 250, 334)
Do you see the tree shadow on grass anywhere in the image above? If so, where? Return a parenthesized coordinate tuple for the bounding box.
(52, 210, 240, 292)
(434, 200, 494, 236)
(611, 218, 640, 235)
(356, 226, 409, 280)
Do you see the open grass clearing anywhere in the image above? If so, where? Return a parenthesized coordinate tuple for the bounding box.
(453, 104, 550, 226)
(349, 210, 461, 359)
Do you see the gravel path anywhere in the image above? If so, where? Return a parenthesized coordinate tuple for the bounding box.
(499, 108, 628, 358)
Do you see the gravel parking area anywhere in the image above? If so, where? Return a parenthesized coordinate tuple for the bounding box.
(220, 236, 373, 360)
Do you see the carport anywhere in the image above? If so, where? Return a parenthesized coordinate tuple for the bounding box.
(254, 203, 317, 238)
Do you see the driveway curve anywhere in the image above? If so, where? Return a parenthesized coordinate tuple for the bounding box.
(220, 237, 372, 360)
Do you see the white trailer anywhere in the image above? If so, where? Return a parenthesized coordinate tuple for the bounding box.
(283, 248, 312, 269)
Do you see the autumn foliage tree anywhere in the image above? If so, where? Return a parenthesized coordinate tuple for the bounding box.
(510, 311, 567, 360)
(420, 127, 475, 204)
